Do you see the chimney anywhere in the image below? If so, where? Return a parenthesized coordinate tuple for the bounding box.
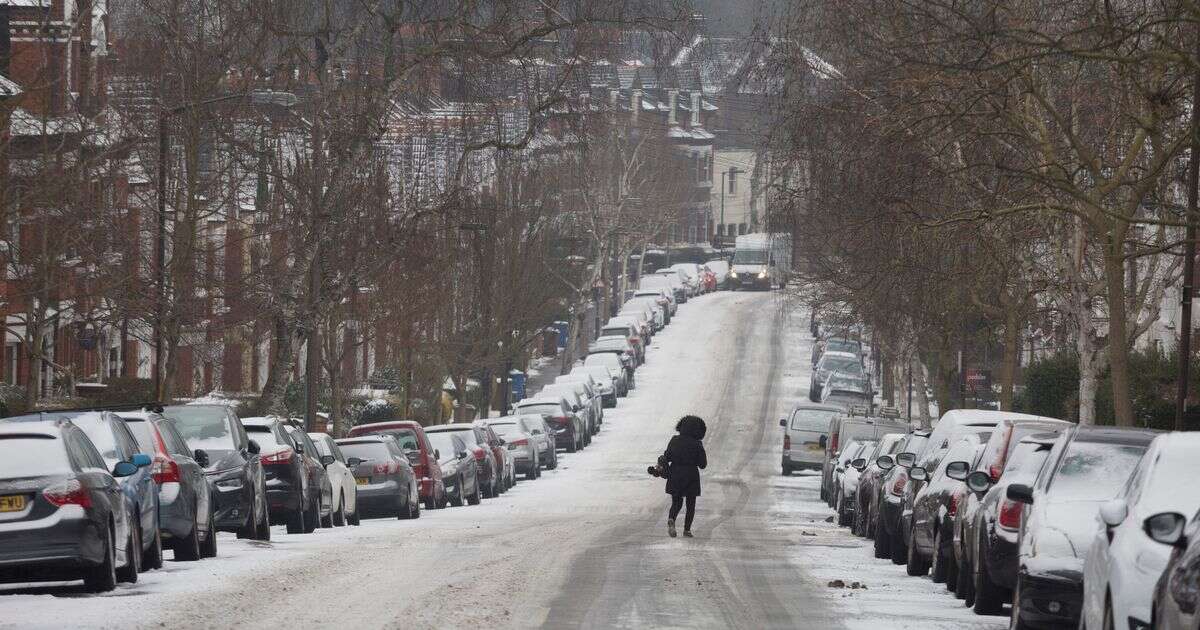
(667, 90, 678, 126)
(631, 89, 641, 123)
(690, 92, 701, 127)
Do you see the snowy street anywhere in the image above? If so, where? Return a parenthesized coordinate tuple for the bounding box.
(0, 293, 1000, 629)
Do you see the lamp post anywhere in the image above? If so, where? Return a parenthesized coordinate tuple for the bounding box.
(153, 89, 297, 400)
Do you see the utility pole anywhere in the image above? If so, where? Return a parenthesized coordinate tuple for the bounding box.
(1177, 39, 1200, 430)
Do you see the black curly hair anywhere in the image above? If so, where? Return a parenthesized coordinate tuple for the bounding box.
(676, 415, 706, 440)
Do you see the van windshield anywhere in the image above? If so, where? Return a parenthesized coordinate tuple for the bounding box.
(790, 408, 838, 432)
(733, 249, 768, 264)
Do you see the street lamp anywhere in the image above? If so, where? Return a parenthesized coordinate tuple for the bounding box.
(154, 89, 297, 399)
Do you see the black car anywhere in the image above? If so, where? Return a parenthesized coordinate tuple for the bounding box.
(163, 404, 270, 541)
(118, 410, 218, 561)
(284, 425, 334, 528)
(1008, 426, 1157, 629)
(424, 430, 481, 507)
(874, 431, 930, 563)
(336, 436, 420, 519)
(906, 433, 987, 583)
(0, 420, 142, 592)
(242, 417, 317, 534)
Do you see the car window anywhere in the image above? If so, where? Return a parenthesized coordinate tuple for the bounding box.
(516, 403, 563, 416)
(339, 441, 391, 461)
(112, 418, 144, 457)
(123, 418, 158, 453)
(790, 408, 838, 432)
(1121, 450, 1151, 506)
(311, 435, 333, 457)
(490, 422, 519, 437)
(0, 435, 74, 477)
(158, 420, 194, 457)
(1046, 442, 1148, 501)
(245, 425, 289, 453)
(425, 432, 460, 459)
(71, 417, 122, 466)
(69, 429, 110, 471)
(165, 407, 239, 453)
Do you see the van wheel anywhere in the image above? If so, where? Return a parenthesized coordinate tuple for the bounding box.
(116, 524, 141, 583)
(83, 524, 117, 593)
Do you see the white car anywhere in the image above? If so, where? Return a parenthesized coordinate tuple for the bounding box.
(482, 417, 541, 480)
(307, 432, 360, 526)
(705, 260, 730, 288)
(1081, 432, 1200, 630)
(632, 287, 676, 317)
(668, 264, 701, 295)
(558, 372, 613, 410)
(571, 364, 624, 401)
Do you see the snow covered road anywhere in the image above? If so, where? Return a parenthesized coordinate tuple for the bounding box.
(0, 292, 1004, 629)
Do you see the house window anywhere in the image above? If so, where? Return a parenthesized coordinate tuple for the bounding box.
(738, 223, 748, 235)
(5, 343, 17, 385)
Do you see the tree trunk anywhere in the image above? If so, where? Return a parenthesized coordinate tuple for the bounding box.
(1103, 250, 1135, 426)
(913, 359, 932, 428)
(999, 305, 1022, 411)
(1077, 331, 1102, 425)
(259, 316, 295, 415)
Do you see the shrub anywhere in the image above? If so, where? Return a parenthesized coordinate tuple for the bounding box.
(94, 378, 156, 405)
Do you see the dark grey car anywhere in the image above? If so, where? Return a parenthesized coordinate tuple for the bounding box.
(424, 431, 481, 507)
(336, 437, 420, 519)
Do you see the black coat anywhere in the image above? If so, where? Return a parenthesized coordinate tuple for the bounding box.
(663, 434, 706, 497)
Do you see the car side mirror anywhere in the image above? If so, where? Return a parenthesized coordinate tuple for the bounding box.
(818, 435, 828, 448)
(193, 449, 210, 468)
(248, 440, 261, 455)
(112, 461, 139, 477)
(131, 453, 152, 468)
(850, 458, 867, 471)
(876, 455, 895, 470)
(895, 452, 916, 468)
(966, 470, 992, 494)
(457, 451, 469, 460)
(532, 430, 542, 435)
(944, 461, 970, 481)
(1007, 483, 1034, 505)
(1144, 512, 1188, 547)
(908, 466, 928, 481)
(319, 454, 336, 467)
(346, 457, 363, 467)
(1099, 498, 1129, 528)
(293, 441, 305, 454)
(498, 438, 506, 446)
(779, 418, 787, 427)
(434, 449, 441, 459)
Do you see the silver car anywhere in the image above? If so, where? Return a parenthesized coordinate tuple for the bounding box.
(539, 383, 596, 441)
(485, 416, 541, 480)
(780, 403, 843, 475)
(554, 373, 605, 425)
(571, 364, 621, 405)
(583, 354, 630, 395)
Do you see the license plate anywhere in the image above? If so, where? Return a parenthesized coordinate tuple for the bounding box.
(0, 494, 27, 512)
(355, 477, 369, 486)
(808, 443, 823, 451)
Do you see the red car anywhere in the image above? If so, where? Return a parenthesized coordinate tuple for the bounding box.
(475, 422, 515, 494)
(699, 265, 717, 292)
(346, 421, 447, 510)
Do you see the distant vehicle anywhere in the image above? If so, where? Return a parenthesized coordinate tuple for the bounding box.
(874, 430, 931, 562)
(821, 416, 911, 505)
(0, 420, 142, 592)
(422, 430, 480, 506)
(567, 366, 619, 407)
(426, 424, 500, 499)
(819, 373, 874, 411)
(1081, 432, 1200, 630)
(517, 413, 559, 470)
(810, 350, 865, 401)
(835, 440, 876, 526)
(668, 263, 704, 294)
(632, 287, 677, 317)
(515, 397, 585, 453)
(118, 410, 216, 561)
(705, 260, 730, 289)
(583, 353, 631, 395)
(730, 233, 791, 290)
(162, 404, 269, 541)
(639, 273, 686, 305)
(242, 416, 316, 534)
(308, 432, 360, 526)
(1008, 426, 1157, 630)
(600, 320, 644, 365)
(484, 416, 541, 480)
(539, 383, 596, 443)
(555, 373, 607, 421)
(335, 436, 420, 519)
(476, 422, 516, 493)
(347, 420, 446, 510)
(779, 403, 842, 475)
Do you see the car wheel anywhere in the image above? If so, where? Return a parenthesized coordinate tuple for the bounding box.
(957, 553, 974, 605)
(176, 509, 202, 561)
(320, 506, 333, 529)
(526, 464, 538, 481)
(303, 498, 320, 533)
(973, 533, 1006, 615)
(567, 437, 578, 453)
(450, 477, 464, 507)
(286, 507, 306, 534)
(397, 490, 409, 519)
(424, 494, 438, 511)
(819, 484, 828, 502)
(836, 492, 851, 527)
(143, 522, 164, 570)
(931, 528, 949, 584)
(890, 527, 907, 565)
(410, 485, 421, 519)
(781, 463, 792, 476)
(333, 493, 346, 527)
(546, 451, 558, 470)
(200, 508, 218, 558)
(906, 526, 930, 576)
(873, 521, 892, 559)
(116, 523, 141, 584)
(1102, 595, 1115, 630)
(255, 499, 272, 540)
(468, 477, 482, 506)
(83, 524, 118, 593)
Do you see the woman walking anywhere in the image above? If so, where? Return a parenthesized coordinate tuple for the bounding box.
(662, 415, 707, 537)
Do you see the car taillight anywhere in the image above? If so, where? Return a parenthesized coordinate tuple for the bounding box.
(473, 449, 486, 461)
(261, 448, 294, 464)
(998, 499, 1023, 530)
(151, 455, 181, 484)
(989, 464, 1002, 482)
(783, 434, 791, 450)
(507, 438, 528, 450)
(889, 474, 907, 496)
(949, 492, 960, 517)
(373, 462, 397, 474)
(830, 433, 839, 453)
(44, 479, 92, 508)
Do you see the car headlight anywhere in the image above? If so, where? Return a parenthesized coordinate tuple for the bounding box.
(730, 271, 738, 277)
(757, 271, 767, 278)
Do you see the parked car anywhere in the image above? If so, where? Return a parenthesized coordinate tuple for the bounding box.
(484, 416, 541, 480)
(639, 272, 686, 305)
(347, 420, 446, 511)
(600, 320, 645, 364)
(851, 432, 908, 537)
(519, 413, 559, 470)
(874, 431, 931, 562)
(551, 375, 604, 430)
(426, 424, 500, 498)
(819, 373, 874, 412)
(569, 365, 619, 407)
(241, 417, 316, 534)
(821, 415, 910, 505)
(162, 404, 269, 540)
(1152, 504, 1200, 630)
(308, 432, 360, 526)
(284, 425, 334, 528)
(335, 436, 420, 519)
(1008, 426, 1157, 629)
(0, 420, 142, 591)
(7, 411, 163, 577)
(950, 418, 1071, 605)
(668, 263, 703, 294)
(539, 384, 595, 443)
(779, 403, 842, 475)
(117, 410, 216, 561)
(584, 352, 633, 393)
(422, 430, 480, 506)
(476, 422, 516, 493)
(835, 440, 876, 526)
(706, 259, 730, 288)
(632, 287, 677, 317)
(810, 351, 865, 401)
(1081, 432, 1200, 630)
(906, 433, 988, 584)
(516, 396, 586, 452)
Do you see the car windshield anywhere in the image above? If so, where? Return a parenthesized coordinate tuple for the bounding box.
(122, 418, 157, 453)
(585, 355, 621, 369)
(70, 417, 120, 465)
(432, 428, 477, 445)
(825, 339, 860, 353)
(388, 429, 420, 451)
(310, 436, 333, 457)
(245, 425, 288, 453)
(339, 441, 390, 462)
(164, 407, 237, 454)
(1047, 442, 1148, 501)
(790, 408, 837, 432)
(425, 433, 459, 460)
(516, 403, 561, 416)
(601, 327, 630, 337)
(733, 249, 768, 264)
(827, 376, 866, 393)
(0, 436, 72, 477)
(819, 354, 862, 375)
(1001, 441, 1052, 480)
(489, 422, 519, 437)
